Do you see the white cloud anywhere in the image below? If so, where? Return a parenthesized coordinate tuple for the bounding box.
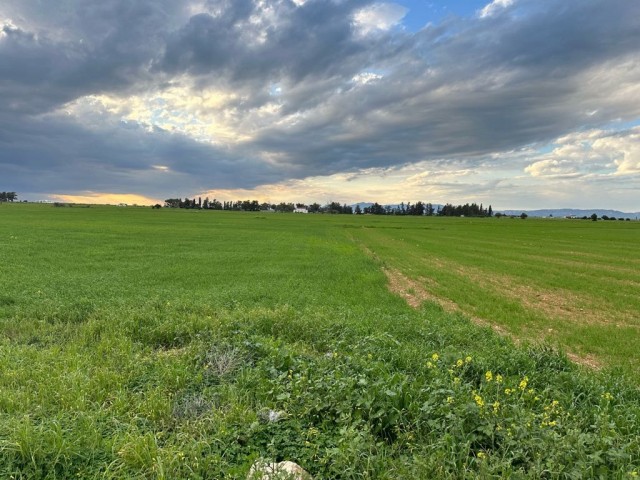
(525, 127, 640, 178)
(0, 17, 17, 37)
(351, 72, 383, 85)
(59, 87, 253, 144)
(353, 3, 408, 36)
(479, 0, 515, 18)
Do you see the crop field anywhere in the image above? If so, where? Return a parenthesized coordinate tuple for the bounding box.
(0, 204, 639, 478)
(348, 215, 640, 373)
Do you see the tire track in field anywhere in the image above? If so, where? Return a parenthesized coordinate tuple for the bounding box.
(352, 236, 611, 369)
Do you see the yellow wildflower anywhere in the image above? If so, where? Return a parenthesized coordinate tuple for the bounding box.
(453, 377, 461, 385)
(426, 361, 435, 369)
(485, 371, 493, 382)
(465, 356, 472, 363)
(477, 452, 486, 459)
(601, 392, 614, 401)
(495, 374, 503, 384)
(447, 396, 454, 404)
(473, 392, 485, 408)
(431, 353, 439, 361)
(456, 359, 464, 367)
(519, 376, 528, 391)
(504, 388, 513, 396)
(493, 401, 500, 414)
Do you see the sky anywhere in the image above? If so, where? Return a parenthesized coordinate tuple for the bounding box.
(1, 0, 639, 210)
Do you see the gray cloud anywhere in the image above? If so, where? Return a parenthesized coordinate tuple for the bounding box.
(0, 113, 281, 197)
(0, 0, 639, 204)
(249, 0, 640, 174)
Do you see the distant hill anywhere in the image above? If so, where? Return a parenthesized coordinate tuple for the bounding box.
(499, 209, 640, 219)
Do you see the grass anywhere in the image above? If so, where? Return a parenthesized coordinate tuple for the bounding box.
(348, 215, 640, 373)
(0, 203, 639, 478)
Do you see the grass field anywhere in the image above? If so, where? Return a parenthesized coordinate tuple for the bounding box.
(348, 215, 640, 372)
(0, 204, 639, 478)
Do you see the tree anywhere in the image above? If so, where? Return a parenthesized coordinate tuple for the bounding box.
(355, 205, 362, 215)
(425, 203, 435, 216)
(0, 192, 17, 202)
(520, 212, 528, 219)
(591, 213, 598, 221)
(308, 203, 321, 213)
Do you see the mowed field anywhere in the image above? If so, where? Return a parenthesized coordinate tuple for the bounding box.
(0, 204, 639, 478)
(348, 215, 640, 373)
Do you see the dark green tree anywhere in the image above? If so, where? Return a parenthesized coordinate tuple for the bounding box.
(308, 203, 321, 213)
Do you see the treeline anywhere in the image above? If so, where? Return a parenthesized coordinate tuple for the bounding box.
(163, 197, 355, 213)
(360, 202, 492, 217)
(438, 203, 492, 217)
(162, 197, 494, 216)
(0, 192, 18, 202)
(359, 202, 437, 216)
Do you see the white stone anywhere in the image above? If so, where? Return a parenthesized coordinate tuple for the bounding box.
(247, 460, 312, 480)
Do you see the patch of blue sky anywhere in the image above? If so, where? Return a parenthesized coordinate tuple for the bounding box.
(604, 117, 640, 130)
(395, 0, 490, 31)
(269, 83, 283, 96)
(536, 144, 555, 154)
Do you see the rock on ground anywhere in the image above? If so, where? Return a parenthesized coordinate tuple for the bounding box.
(247, 460, 312, 480)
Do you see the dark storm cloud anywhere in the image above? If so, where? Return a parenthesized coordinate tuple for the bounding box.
(0, 113, 280, 197)
(0, 0, 639, 199)
(158, 0, 376, 83)
(0, 0, 184, 114)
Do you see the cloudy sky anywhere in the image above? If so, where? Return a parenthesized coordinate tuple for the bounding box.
(1, 0, 639, 209)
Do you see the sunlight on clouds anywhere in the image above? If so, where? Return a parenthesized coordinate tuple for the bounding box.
(479, 0, 515, 18)
(51, 192, 160, 205)
(352, 72, 383, 85)
(524, 159, 582, 179)
(0, 18, 18, 38)
(525, 128, 640, 178)
(353, 3, 408, 36)
(61, 87, 254, 144)
(198, 160, 515, 205)
(593, 129, 640, 174)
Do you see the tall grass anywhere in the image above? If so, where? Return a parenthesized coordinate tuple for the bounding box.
(0, 204, 638, 478)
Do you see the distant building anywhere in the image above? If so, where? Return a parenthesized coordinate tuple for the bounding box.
(293, 206, 308, 213)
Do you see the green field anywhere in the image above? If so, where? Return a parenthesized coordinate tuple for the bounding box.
(1, 204, 639, 478)
(348, 215, 640, 372)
